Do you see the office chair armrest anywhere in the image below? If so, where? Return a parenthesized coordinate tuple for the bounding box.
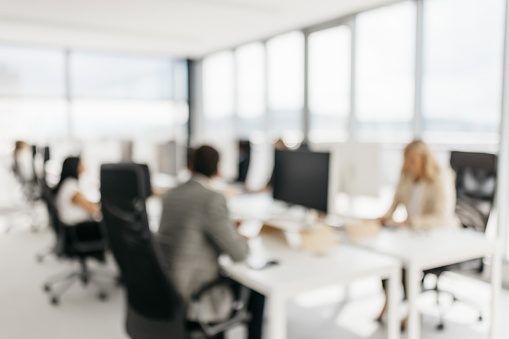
(191, 277, 233, 301)
(190, 278, 251, 337)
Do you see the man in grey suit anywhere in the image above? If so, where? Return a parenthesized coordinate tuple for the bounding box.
(157, 145, 264, 339)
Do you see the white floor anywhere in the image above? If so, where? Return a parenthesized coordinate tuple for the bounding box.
(1, 208, 508, 339)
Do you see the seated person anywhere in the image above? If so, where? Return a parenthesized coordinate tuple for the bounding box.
(157, 145, 264, 339)
(377, 140, 460, 323)
(54, 157, 102, 242)
(13, 140, 34, 183)
(380, 139, 460, 230)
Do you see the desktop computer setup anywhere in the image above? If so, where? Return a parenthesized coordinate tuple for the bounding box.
(272, 148, 330, 229)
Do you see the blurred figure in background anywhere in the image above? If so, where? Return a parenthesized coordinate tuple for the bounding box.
(236, 140, 251, 183)
(377, 140, 460, 324)
(12, 140, 34, 183)
(379, 140, 459, 229)
(266, 138, 289, 189)
(53, 157, 102, 242)
(157, 145, 265, 339)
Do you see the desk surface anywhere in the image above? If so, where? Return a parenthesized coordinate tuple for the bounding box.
(349, 228, 497, 270)
(220, 233, 400, 297)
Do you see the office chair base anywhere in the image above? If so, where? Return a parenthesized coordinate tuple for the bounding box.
(36, 246, 57, 263)
(43, 261, 111, 305)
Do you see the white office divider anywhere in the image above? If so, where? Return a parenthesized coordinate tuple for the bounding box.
(499, 0, 509, 260)
(132, 140, 159, 173)
(80, 139, 123, 180)
(311, 142, 381, 214)
(244, 140, 273, 191)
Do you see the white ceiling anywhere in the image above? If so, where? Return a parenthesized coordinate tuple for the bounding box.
(0, 0, 398, 58)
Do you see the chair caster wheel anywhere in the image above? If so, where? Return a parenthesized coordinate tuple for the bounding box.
(478, 315, 483, 322)
(436, 323, 444, 331)
(98, 292, 108, 301)
(43, 284, 51, 292)
(51, 297, 59, 305)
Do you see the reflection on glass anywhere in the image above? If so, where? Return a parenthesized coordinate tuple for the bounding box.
(267, 31, 304, 134)
(0, 46, 65, 97)
(356, 1, 416, 140)
(70, 52, 173, 100)
(236, 42, 265, 137)
(202, 51, 235, 138)
(309, 26, 351, 142)
(422, 0, 504, 138)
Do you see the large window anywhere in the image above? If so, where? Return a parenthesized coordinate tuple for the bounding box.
(69, 52, 185, 140)
(309, 26, 351, 142)
(70, 52, 173, 100)
(0, 98, 67, 142)
(0, 45, 187, 146)
(355, 1, 416, 141)
(0, 46, 67, 143)
(202, 51, 235, 139)
(267, 32, 304, 136)
(422, 0, 505, 141)
(0, 45, 66, 97)
(236, 42, 266, 138)
(71, 100, 175, 140)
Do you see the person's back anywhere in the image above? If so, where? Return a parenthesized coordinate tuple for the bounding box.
(157, 146, 249, 323)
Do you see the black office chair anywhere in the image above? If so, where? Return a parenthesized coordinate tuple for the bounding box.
(40, 182, 110, 305)
(8, 146, 43, 233)
(100, 163, 252, 339)
(237, 140, 251, 183)
(422, 151, 497, 330)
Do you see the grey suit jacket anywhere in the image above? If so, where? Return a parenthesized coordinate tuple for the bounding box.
(156, 176, 249, 322)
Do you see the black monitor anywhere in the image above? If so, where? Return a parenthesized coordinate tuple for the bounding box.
(273, 149, 330, 213)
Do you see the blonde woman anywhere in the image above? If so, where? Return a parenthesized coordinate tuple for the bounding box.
(377, 140, 460, 325)
(380, 139, 460, 230)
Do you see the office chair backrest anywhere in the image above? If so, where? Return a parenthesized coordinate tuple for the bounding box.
(40, 181, 62, 237)
(100, 164, 182, 322)
(450, 151, 497, 232)
(43, 146, 51, 164)
(138, 164, 152, 199)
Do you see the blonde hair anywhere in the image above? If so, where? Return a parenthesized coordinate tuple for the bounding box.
(402, 140, 441, 183)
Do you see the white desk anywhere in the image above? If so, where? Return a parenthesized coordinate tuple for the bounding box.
(350, 228, 502, 339)
(220, 233, 402, 339)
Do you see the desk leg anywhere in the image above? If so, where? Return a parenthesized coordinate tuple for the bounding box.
(387, 267, 401, 339)
(268, 294, 286, 339)
(490, 244, 502, 339)
(406, 265, 421, 339)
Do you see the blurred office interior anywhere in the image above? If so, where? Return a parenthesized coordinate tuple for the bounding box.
(1, 0, 509, 338)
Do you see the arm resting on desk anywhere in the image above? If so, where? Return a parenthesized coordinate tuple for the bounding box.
(204, 192, 249, 262)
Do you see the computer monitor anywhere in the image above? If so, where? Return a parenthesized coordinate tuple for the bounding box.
(273, 149, 330, 213)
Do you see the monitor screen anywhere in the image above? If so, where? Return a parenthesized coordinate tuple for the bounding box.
(273, 149, 330, 213)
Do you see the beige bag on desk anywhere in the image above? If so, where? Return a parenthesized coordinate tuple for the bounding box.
(260, 222, 339, 253)
(345, 220, 381, 239)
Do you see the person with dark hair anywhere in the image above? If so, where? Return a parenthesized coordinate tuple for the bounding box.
(54, 157, 100, 226)
(157, 145, 265, 339)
